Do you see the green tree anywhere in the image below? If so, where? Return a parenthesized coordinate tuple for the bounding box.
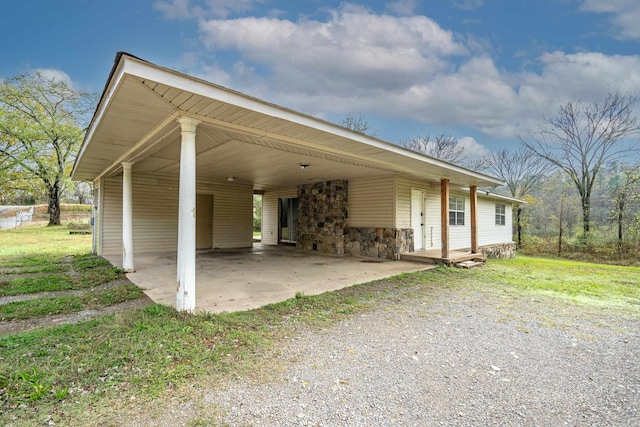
(607, 164, 640, 249)
(521, 91, 640, 237)
(0, 72, 93, 225)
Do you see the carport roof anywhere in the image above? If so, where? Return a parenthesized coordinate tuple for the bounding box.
(72, 52, 504, 190)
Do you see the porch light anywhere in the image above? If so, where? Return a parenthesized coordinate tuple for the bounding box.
(227, 176, 235, 182)
(300, 163, 310, 170)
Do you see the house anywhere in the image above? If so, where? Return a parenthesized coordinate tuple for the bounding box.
(72, 52, 517, 312)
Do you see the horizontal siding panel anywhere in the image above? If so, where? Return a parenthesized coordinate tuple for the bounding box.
(348, 176, 394, 228)
(101, 174, 254, 260)
(478, 197, 514, 246)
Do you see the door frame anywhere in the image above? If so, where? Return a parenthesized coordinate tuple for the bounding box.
(411, 188, 426, 251)
(196, 193, 213, 250)
(278, 197, 299, 244)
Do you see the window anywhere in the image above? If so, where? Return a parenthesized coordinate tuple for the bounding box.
(449, 196, 465, 226)
(495, 203, 506, 226)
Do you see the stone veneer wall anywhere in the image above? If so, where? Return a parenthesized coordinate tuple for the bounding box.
(344, 228, 414, 261)
(296, 180, 348, 255)
(478, 242, 516, 259)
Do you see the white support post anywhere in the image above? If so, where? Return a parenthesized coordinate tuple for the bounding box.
(176, 117, 200, 312)
(122, 162, 135, 272)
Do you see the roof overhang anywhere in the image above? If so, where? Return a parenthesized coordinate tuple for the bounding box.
(72, 52, 504, 190)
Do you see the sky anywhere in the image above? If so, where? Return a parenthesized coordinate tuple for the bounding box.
(2, 0, 640, 161)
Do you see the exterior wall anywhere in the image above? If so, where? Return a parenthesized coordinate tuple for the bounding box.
(297, 180, 348, 255)
(100, 173, 253, 260)
(205, 181, 253, 249)
(395, 177, 441, 250)
(344, 227, 413, 260)
(102, 177, 124, 256)
(449, 190, 471, 250)
(395, 176, 516, 253)
(348, 176, 394, 228)
(262, 187, 297, 245)
(92, 177, 103, 255)
(477, 196, 513, 246)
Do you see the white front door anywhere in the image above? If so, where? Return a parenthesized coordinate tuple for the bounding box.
(411, 189, 425, 251)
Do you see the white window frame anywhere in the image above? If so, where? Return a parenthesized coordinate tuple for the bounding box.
(495, 203, 506, 226)
(449, 196, 465, 226)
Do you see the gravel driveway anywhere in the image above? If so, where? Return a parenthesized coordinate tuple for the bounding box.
(200, 288, 639, 427)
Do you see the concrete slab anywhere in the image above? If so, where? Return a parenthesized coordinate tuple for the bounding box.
(124, 244, 435, 313)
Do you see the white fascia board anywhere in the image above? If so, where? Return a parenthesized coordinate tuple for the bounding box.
(71, 60, 128, 180)
(461, 187, 526, 204)
(121, 55, 504, 187)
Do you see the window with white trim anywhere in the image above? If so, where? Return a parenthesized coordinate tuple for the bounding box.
(449, 196, 465, 226)
(495, 203, 506, 226)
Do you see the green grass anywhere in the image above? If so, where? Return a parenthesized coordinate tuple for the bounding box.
(0, 224, 92, 261)
(1, 257, 122, 297)
(472, 256, 640, 308)
(0, 284, 143, 320)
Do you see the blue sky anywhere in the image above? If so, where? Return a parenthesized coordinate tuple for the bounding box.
(2, 0, 640, 160)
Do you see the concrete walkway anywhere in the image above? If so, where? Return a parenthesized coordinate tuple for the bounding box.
(123, 244, 434, 313)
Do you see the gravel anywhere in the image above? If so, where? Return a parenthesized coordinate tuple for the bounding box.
(202, 289, 639, 427)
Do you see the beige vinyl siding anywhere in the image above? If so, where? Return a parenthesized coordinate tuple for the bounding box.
(262, 187, 297, 245)
(348, 176, 394, 228)
(199, 181, 253, 249)
(101, 174, 253, 258)
(102, 177, 123, 256)
(93, 177, 103, 255)
(478, 197, 514, 246)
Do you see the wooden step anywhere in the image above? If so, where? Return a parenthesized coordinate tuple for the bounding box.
(455, 260, 485, 269)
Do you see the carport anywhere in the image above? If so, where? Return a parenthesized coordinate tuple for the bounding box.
(73, 52, 504, 313)
(123, 244, 433, 313)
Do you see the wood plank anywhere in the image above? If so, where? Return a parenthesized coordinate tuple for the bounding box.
(470, 185, 478, 253)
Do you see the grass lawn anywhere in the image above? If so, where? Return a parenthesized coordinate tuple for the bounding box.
(1, 225, 638, 426)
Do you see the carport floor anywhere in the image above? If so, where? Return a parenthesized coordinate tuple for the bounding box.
(125, 244, 435, 313)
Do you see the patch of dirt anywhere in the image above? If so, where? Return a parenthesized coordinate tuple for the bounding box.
(0, 278, 135, 305)
(0, 295, 154, 336)
(0, 273, 154, 336)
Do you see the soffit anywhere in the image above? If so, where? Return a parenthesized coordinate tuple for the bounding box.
(73, 53, 504, 189)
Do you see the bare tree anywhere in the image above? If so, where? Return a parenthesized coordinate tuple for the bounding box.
(340, 113, 375, 135)
(402, 133, 466, 164)
(520, 91, 640, 236)
(481, 145, 550, 246)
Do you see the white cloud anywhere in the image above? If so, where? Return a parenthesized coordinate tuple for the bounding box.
(452, 0, 484, 11)
(154, 0, 262, 19)
(580, 0, 640, 39)
(34, 68, 73, 86)
(457, 136, 490, 161)
(154, 0, 191, 19)
(198, 3, 467, 97)
(386, 0, 419, 16)
(172, 3, 640, 141)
